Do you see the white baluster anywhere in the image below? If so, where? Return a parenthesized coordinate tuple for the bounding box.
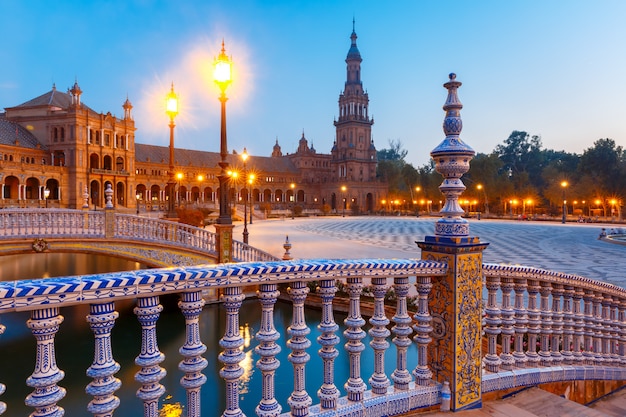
(179, 291, 208, 417)
(572, 288, 586, 364)
(219, 286, 246, 417)
(499, 277, 515, 370)
(538, 282, 553, 366)
(86, 302, 121, 417)
(368, 277, 390, 394)
(512, 278, 529, 368)
(525, 280, 541, 367)
(561, 286, 575, 365)
(413, 275, 433, 385)
(592, 292, 604, 365)
(550, 284, 564, 364)
(134, 296, 166, 417)
(484, 274, 502, 372)
(609, 298, 621, 365)
(582, 290, 595, 364)
(343, 277, 366, 401)
(255, 283, 282, 417)
(601, 294, 612, 364)
(25, 307, 66, 417)
(391, 276, 413, 390)
(316, 279, 339, 409)
(617, 299, 626, 366)
(0, 321, 6, 415)
(287, 281, 312, 417)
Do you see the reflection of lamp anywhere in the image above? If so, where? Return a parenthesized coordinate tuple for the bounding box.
(241, 148, 249, 244)
(561, 180, 568, 224)
(166, 83, 179, 218)
(44, 188, 50, 208)
(136, 193, 141, 215)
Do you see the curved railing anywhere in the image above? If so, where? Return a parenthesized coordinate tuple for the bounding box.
(0, 209, 279, 263)
(0, 258, 448, 417)
(0, 258, 623, 416)
(481, 263, 626, 393)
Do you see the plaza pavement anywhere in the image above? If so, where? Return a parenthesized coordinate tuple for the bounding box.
(232, 216, 626, 289)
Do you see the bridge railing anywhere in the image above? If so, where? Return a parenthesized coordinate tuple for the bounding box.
(481, 263, 626, 393)
(0, 258, 623, 416)
(0, 209, 280, 263)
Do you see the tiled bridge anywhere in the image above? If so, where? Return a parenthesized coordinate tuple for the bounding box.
(0, 208, 278, 267)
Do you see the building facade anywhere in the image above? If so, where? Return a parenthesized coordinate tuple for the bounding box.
(0, 26, 387, 214)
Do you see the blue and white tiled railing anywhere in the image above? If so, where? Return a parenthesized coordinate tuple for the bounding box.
(0, 258, 624, 416)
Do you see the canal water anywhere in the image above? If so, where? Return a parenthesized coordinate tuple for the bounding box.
(0, 253, 417, 416)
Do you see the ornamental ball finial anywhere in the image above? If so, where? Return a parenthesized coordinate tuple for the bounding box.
(449, 73, 456, 80)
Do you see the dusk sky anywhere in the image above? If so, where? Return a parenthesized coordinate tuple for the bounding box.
(2, 1, 625, 167)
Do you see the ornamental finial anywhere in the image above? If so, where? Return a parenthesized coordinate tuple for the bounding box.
(431, 73, 475, 237)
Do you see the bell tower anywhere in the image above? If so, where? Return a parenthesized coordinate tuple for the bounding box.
(332, 20, 377, 183)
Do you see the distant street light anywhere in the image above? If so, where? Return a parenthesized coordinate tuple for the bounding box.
(44, 188, 50, 208)
(290, 183, 295, 219)
(341, 185, 347, 217)
(136, 192, 141, 215)
(561, 181, 568, 224)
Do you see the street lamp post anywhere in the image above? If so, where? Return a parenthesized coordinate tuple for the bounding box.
(561, 180, 568, 224)
(341, 185, 347, 217)
(241, 148, 249, 244)
(290, 183, 295, 219)
(476, 184, 489, 215)
(248, 173, 255, 225)
(44, 188, 50, 208)
(166, 83, 179, 218)
(136, 193, 141, 215)
(214, 40, 234, 263)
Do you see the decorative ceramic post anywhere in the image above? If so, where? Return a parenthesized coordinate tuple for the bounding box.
(316, 279, 339, 409)
(86, 302, 121, 417)
(178, 291, 208, 417)
(25, 307, 66, 417)
(416, 73, 488, 411)
(104, 183, 115, 239)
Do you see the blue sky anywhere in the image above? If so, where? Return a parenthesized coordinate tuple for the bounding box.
(2, 1, 625, 167)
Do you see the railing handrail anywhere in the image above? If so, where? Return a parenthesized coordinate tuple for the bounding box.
(483, 263, 626, 298)
(0, 258, 447, 312)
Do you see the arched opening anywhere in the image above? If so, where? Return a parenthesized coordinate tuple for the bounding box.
(89, 153, 100, 170)
(103, 155, 113, 171)
(297, 190, 305, 204)
(263, 189, 272, 204)
(366, 193, 374, 213)
(25, 177, 40, 200)
(116, 182, 125, 206)
(331, 193, 337, 211)
(90, 180, 101, 209)
(45, 179, 60, 200)
(204, 187, 214, 202)
(3, 176, 19, 200)
(116, 156, 124, 172)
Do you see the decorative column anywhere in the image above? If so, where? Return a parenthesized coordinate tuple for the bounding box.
(601, 295, 613, 364)
(86, 302, 122, 417)
(255, 283, 282, 417)
(0, 320, 4, 415)
(316, 279, 340, 409)
(134, 296, 166, 417)
(416, 73, 488, 411)
(572, 287, 586, 364)
(178, 291, 208, 417)
(368, 277, 390, 394)
(219, 286, 246, 417)
(561, 286, 576, 365)
(104, 183, 115, 239)
(525, 280, 541, 367)
(287, 281, 312, 417)
(25, 307, 66, 417)
(619, 300, 626, 366)
(512, 278, 529, 368)
(499, 277, 516, 370)
(484, 275, 502, 372)
(550, 284, 564, 364)
(582, 290, 595, 364)
(538, 282, 553, 366)
(343, 277, 366, 402)
(592, 292, 604, 364)
(391, 276, 413, 390)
